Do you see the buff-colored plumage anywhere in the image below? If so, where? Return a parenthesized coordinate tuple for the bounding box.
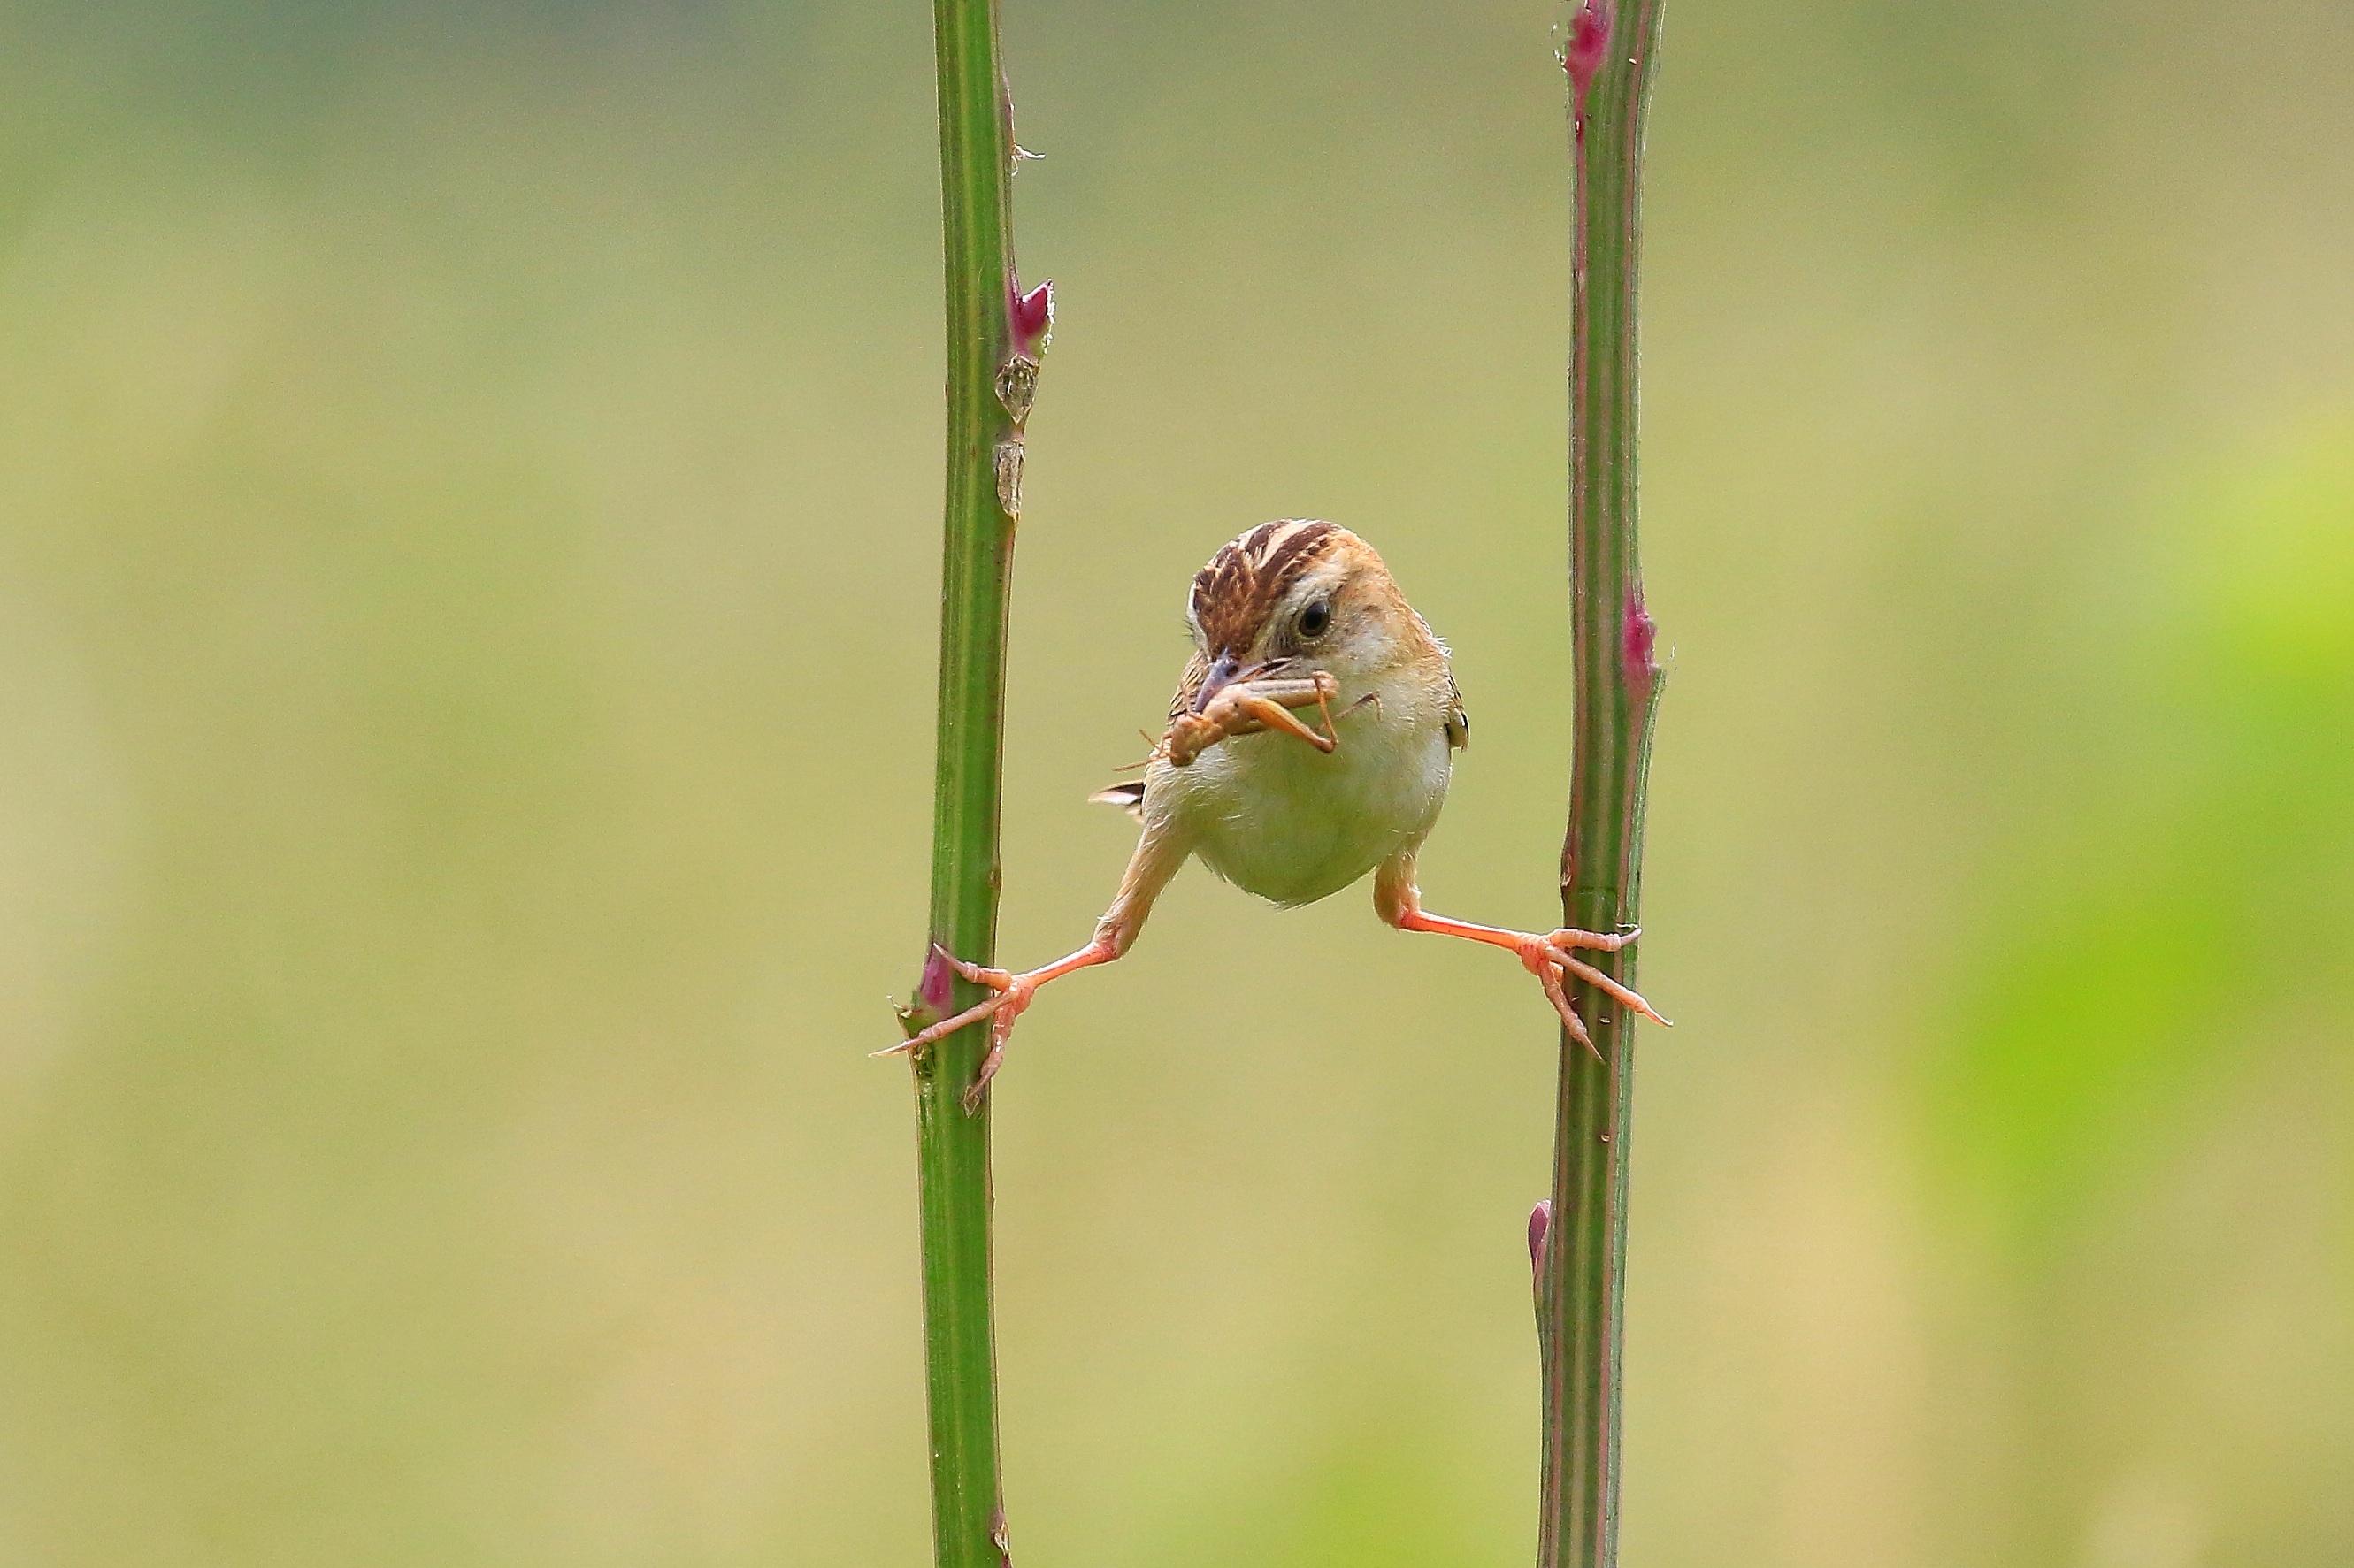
(894, 520, 1657, 1111)
(1145, 523, 1461, 906)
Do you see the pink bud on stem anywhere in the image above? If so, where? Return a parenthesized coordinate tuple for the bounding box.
(1562, 0, 1614, 136)
(917, 943, 958, 1019)
(1008, 275, 1053, 359)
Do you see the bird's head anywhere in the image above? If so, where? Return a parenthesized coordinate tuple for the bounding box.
(1184, 520, 1422, 714)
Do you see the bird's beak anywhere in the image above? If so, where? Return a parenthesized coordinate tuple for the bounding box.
(1191, 653, 1242, 715)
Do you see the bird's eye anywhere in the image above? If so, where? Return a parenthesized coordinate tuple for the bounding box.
(1299, 600, 1331, 639)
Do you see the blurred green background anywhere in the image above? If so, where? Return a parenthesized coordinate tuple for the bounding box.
(2, 1, 2350, 1564)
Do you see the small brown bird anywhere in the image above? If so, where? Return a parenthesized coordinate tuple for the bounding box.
(891, 521, 1661, 1107)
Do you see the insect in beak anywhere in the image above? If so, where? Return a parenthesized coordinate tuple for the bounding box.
(1192, 654, 1314, 715)
(1167, 655, 1339, 767)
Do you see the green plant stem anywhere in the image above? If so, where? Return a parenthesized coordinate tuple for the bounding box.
(1538, 4, 1665, 1567)
(907, 0, 1031, 1564)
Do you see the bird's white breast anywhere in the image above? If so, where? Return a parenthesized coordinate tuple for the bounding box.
(1148, 677, 1453, 908)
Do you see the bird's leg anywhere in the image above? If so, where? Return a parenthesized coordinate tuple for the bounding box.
(1164, 671, 1340, 766)
(1372, 851, 1665, 1065)
(882, 820, 1191, 1111)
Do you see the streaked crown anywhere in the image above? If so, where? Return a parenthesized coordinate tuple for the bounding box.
(1188, 520, 1352, 657)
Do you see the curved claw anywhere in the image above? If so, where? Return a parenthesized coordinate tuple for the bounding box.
(1384, 883, 1663, 1056)
(874, 987, 1015, 1057)
(874, 945, 1023, 1060)
(933, 944, 1013, 991)
(1547, 949, 1669, 1026)
(1510, 927, 1668, 1062)
(884, 935, 1110, 1113)
(878, 973, 1035, 1115)
(961, 992, 1031, 1113)
(1543, 924, 1639, 954)
(1524, 950, 1603, 1065)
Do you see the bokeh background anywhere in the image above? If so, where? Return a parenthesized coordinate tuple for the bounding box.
(2, 1, 2350, 1564)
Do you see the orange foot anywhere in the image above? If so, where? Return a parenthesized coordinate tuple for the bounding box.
(1375, 857, 1667, 1066)
(1501, 926, 1665, 1062)
(878, 942, 1115, 1112)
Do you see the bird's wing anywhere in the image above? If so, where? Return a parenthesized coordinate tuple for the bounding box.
(1412, 611, 1468, 750)
(1168, 650, 1209, 721)
(1087, 781, 1147, 822)
(1079, 655, 1206, 825)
